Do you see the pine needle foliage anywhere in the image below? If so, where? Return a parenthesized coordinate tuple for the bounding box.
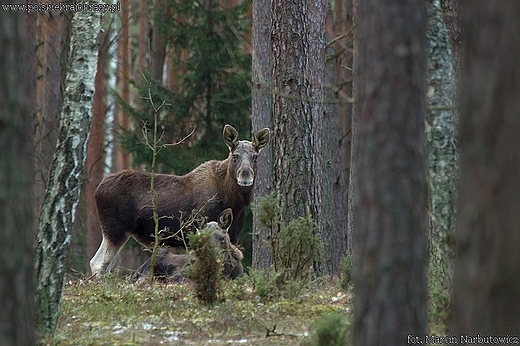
(186, 229, 223, 305)
(119, 0, 252, 174)
(254, 192, 322, 287)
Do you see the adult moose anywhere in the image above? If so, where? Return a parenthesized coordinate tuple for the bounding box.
(90, 124, 270, 276)
(130, 208, 244, 283)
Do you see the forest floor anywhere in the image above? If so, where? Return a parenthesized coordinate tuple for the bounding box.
(39, 273, 352, 345)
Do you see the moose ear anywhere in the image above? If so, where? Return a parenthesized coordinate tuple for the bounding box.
(192, 212, 206, 230)
(223, 124, 239, 152)
(217, 208, 233, 230)
(253, 128, 270, 153)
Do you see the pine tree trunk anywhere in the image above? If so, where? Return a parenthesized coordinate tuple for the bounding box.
(151, 0, 168, 83)
(251, 0, 273, 270)
(351, 0, 428, 344)
(34, 11, 71, 220)
(333, 0, 353, 259)
(34, 4, 101, 334)
(321, 2, 348, 275)
(0, 8, 36, 345)
(271, 0, 326, 273)
(451, 0, 520, 334)
(114, 0, 131, 170)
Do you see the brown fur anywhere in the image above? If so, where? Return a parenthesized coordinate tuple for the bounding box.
(130, 233, 244, 283)
(90, 125, 269, 276)
(130, 208, 243, 283)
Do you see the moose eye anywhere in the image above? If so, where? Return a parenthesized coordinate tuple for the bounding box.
(232, 154, 238, 162)
(252, 154, 258, 162)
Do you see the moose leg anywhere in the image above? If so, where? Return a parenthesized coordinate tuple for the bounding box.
(89, 234, 129, 276)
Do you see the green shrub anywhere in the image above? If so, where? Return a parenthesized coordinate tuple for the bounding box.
(186, 229, 222, 305)
(254, 192, 322, 294)
(340, 256, 353, 291)
(308, 312, 350, 346)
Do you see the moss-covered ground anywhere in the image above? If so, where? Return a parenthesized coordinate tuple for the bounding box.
(39, 275, 351, 345)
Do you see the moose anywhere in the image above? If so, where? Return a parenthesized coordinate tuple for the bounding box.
(90, 124, 270, 276)
(130, 208, 243, 283)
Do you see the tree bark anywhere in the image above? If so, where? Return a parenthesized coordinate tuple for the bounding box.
(351, 0, 428, 344)
(426, 0, 458, 327)
(34, 11, 71, 222)
(333, 0, 353, 258)
(113, 0, 131, 170)
(0, 7, 36, 345)
(151, 0, 168, 83)
(34, 3, 101, 334)
(271, 0, 326, 274)
(86, 30, 108, 268)
(321, 1, 349, 275)
(137, 0, 148, 80)
(347, 0, 358, 259)
(440, 0, 461, 84)
(251, 0, 273, 270)
(451, 0, 520, 334)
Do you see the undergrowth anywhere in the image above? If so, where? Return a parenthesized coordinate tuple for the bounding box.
(40, 274, 352, 345)
(254, 192, 322, 290)
(186, 229, 222, 305)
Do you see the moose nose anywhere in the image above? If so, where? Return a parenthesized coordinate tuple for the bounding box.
(237, 167, 254, 186)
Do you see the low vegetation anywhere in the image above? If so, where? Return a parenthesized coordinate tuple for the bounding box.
(40, 193, 449, 345)
(40, 274, 351, 345)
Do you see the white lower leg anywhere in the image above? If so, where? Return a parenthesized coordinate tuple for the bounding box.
(90, 237, 123, 276)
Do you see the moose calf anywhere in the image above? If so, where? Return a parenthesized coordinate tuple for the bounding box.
(130, 208, 243, 283)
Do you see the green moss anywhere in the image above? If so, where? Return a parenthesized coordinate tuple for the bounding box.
(42, 276, 352, 345)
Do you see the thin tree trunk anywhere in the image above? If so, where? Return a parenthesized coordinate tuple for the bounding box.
(351, 0, 428, 344)
(114, 0, 131, 170)
(426, 0, 458, 329)
(251, 0, 273, 270)
(86, 30, 108, 268)
(347, 0, 358, 259)
(334, 0, 353, 258)
(136, 0, 149, 112)
(34, 3, 101, 334)
(321, 1, 348, 275)
(0, 7, 36, 345)
(451, 0, 520, 334)
(151, 0, 168, 83)
(440, 0, 461, 84)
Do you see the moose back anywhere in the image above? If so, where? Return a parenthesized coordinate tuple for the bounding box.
(90, 124, 270, 276)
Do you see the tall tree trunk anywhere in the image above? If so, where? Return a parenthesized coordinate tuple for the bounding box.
(86, 30, 108, 269)
(113, 0, 131, 171)
(426, 0, 458, 329)
(321, 1, 348, 275)
(271, 0, 326, 274)
(34, 3, 101, 334)
(251, 0, 273, 270)
(151, 0, 168, 83)
(136, 0, 149, 113)
(347, 0, 358, 259)
(440, 0, 461, 84)
(351, 0, 428, 344)
(0, 7, 36, 345)
(334, 0, 354, 257)
(34, 11, 71, 221)
(137, 0, 148, 79)
(451, 0, 520, 334)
